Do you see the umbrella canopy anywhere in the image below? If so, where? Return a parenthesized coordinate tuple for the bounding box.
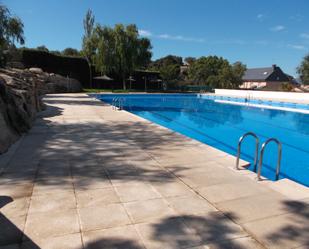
(93, 75, 113, 81)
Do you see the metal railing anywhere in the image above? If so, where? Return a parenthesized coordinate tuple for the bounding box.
(112, 97, 118, 110)
(236, 133, 283, 181)
(257, 138, 282, 181)
(235, 132, 259, 171)
(112, 97, 124, 110)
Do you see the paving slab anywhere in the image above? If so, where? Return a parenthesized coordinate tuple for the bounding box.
(243, 212, 309, 249)
(31, 179, 74, 196)
(0, 197, 30, 218)
(181, 212, 248, 244)
(135, 217, 202, 249)
(197, 179, 271, 204)
(28, 191, 76, 214)
(75, 187, 120, 208)
(21, 233, 83, 249)
(115, 183, 161, 203)
(124, 198, 175, 224)
(83, 225, 144, 249)
(23, 210, 80, 240)
(0, 183, 33, 199)
(190, 237, 264, 249)
(166, 195, 217, 215)
(216, 193, 289, 224)
(151, 181, 195, 198)
(79, 203, 131, 232)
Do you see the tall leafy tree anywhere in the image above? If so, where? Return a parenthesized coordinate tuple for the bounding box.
(150, 55, 183, 82)
(0, 4, 25, 66)
(7, 17, 24, 45)
(93, 25, 116, 75)
(36, 45, 49, 52)
(62, 47, 80, 57)
(231, 61, 247, 87)
(136, 37, 152, 68)
(188, 56, 246, 89)
(184, 57, 196, 66)
(114, 24, 129, 89)
(82, 9, 95, 63)
(297, 54, 309, 85)
(90, 21, 152, 89)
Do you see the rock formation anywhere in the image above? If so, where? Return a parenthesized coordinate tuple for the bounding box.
(0, 67, 82, 154)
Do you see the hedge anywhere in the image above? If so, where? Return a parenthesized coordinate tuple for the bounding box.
(21, 49, 91, 87)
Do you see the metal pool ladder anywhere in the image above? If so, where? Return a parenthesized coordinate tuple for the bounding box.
(257, 138, 282, 181)
(112, 97, 124, 110)
(235, 132, 282, 181)
(236, 132, 259, 171)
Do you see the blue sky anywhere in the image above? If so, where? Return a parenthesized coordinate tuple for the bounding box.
(2, 0, 309, 76)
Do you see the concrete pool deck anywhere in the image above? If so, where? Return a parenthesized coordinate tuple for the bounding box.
(0, 93, 308, 249)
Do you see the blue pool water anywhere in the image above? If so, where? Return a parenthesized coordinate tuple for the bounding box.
(95, 94, 309, 186)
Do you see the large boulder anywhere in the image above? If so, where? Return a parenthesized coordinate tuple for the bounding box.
(0, 67, 83, 153)
(0, 68, 44, 154)
(45, 73, 82, 93)
(0, 79, 19, 153)
(29, 67, 44, 74)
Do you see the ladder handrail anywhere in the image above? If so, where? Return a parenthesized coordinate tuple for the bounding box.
(112, 97, 125, 110)
(112, 97, 118, 110)
(118, 98, 124, 110)
(257, 138, 282, 181)
(236, 132, 259, 171)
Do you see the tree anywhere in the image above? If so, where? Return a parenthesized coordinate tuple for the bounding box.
(297, 54, 309, 85)
(90, 21, 152, 89)
(7, 17, 24, 45)
(92, 25, 116, 76)
(231, 61, 246, 86)
(188, 56, 246, 89)
(184, 57, 196, 65)
(81, 9, 95, 63)
(114, 24, 130, 90)
(0, 4, 25, 66)
(36, 45, 49, 52)
(62, 47, 80, 57)
(150, 55, 183, 82)
(50, 50, 61, 55)
(136, 38, 152, 68)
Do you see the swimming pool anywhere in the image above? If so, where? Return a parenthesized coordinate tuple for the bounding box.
(96, 94, 309, 187)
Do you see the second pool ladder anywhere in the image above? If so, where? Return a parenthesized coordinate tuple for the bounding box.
(235, 131, 282, 181)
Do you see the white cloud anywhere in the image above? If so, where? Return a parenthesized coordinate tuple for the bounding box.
(254, 40, 269, 45)
(270, 25, 285, 32)
(138, 29, 152, 37)
(300, 33, 309, 39)
(138, 29, 205, 43)
(288, 44, 306, 50)
(213, 39, 246, 45)
(257, 14, 264, 21)
(158, 34, 170, 39)
(158, 33, 205, 42)
(289, 14, 303, 22)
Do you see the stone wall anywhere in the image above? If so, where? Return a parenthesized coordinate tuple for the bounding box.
(0, 67, 82, 154)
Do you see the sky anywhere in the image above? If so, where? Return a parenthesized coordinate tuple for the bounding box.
(2, 0, 309, 76)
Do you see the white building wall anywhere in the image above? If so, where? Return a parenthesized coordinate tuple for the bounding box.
(214, 89, 309, 103)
